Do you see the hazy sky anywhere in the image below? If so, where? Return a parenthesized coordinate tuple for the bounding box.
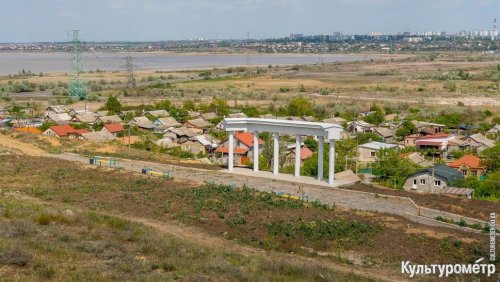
(1, 0, 498, 42)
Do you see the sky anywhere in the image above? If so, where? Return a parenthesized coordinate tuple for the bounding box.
(0, 0, 498, 42)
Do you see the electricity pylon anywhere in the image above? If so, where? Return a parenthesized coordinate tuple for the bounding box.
(67, 30, 87, 101)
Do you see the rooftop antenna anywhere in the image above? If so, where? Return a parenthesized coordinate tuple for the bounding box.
(67, 30, 87, 110)
(246, 31, 251, 67)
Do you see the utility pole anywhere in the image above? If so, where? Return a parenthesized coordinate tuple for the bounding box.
(246, 32, 251, 68)
(128, 126, 131, 149)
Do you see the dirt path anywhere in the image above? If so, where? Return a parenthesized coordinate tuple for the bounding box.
(0, 134, 48, 157)
(6, 192, 400, 282)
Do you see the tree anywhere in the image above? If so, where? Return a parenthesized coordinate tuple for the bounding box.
(105, 95, 121, 113)
(396, 120, 417, 138)
(372, 148, 420, 189)
(363, 110, 384, 125)
(481, 143, 500, 172)
(287, 96, 314, 117)
(209, 97, 229, 116)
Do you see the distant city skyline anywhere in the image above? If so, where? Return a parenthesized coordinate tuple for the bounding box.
(0, 0, 498, 43)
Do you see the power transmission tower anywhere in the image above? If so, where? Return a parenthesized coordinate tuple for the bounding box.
(124, 56, 136, 88)
(246, 32, 251, 67)
(319, 34, 325, 67)
(67, 30, 87, 103)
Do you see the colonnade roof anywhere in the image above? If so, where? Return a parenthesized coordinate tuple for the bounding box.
(223, 118, 343, 140)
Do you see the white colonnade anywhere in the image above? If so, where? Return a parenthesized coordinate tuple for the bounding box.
(223, 118, 342, 185)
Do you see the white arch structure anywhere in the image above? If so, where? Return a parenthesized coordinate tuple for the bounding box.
(223, 118, 343, 185)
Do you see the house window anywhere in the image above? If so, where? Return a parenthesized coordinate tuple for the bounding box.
(370, 152, 376, 157)
(434, 180, 441, 186)
(420, 179, 426, 185)
(471, 171, 477, 176)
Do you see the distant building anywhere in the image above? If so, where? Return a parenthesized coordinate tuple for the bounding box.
(357, 141, 399, 163)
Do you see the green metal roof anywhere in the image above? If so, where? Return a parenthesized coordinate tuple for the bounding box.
(408, 165, 464, 185)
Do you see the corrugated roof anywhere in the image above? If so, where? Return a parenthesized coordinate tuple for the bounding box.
(408, 165, 464, 184)
(441, 187, 473, 196)
(359, 141, 397, 150)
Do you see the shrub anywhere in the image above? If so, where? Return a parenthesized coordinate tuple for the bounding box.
(0, 247, 32, 267)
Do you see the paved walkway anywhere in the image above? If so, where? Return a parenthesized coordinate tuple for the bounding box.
(54, 153, 497, 233)
(57, 153, 418, 217)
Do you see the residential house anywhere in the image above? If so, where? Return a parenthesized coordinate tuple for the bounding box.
(144, 110, 169, 118)
(400, 152, 433, 167)
(227, 112, 247, 118)
(156, 138, 180, 149)
(359, 110, 375, 117)
(415, 133, 455, 158)
(284, 144, 314, 166)
(100, 123, 125, 139)
(180, 135, 219, 155)
(68, 108, 90, 116)
(80, 131, 112, 142)
(95, 111, 109, 117)
(348, 120, 375, 133)
(448, 155, 487, 178)
(44, 105, 67, 117)
(323, 117, 346, 124)
(463, 133, 495, 153)
(403, 165, 464, 193)
(447, 137, 467, 153)
(373, 127, 395, 143)
(357, 141, 399, 163)
(384, 114, 398, 122)
(42, 125, 77, 138)
(163, 127, 198, 143)
(153, 117, 181, 129)
(259, 114, 275, 119)
(486, 124, 499, 140)
(118, 110, 136, 119)
(72, 113, 97, 124)
(128, 116, 154, 129)
(403, 134, 420, 147)
(411, 121, 445, 134)
(215, 147, 249, 166)
(184, 118, 212, 134)
(301, 116, 316, 122)
(187, 111, 201, 118)
(97, 115, 123, 124)
(216, 131, 264, 165)
(200, 112, 218, 121)
(44, 113, 72, 124)
(0, 107, 9, 117)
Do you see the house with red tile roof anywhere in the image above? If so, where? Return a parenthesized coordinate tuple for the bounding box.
(216, 131, 264, 166)
(285, 145, 314, 166)
(448, 155, 486, 178)
(101, 123, 125, 138)
(42, 125, 77, 138)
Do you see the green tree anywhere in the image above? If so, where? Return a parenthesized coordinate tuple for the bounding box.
(287, 96, 314, 117)
(105, 95, 122, 113)
(396, 120, 417, 138)
(481, 143, 500, 172)
(183, 100, 195, 111)
(372, 148, 420, 189)
(209, 97, 229, 116)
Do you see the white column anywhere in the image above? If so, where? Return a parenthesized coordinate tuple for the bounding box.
(295, 134, 301, 177)
(253, 131, 259, 172)
(273, 133, 279, 175)
(228, 131, 234, 172)
(318, 136, 324, 181)
(328, 139, 335, 185)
